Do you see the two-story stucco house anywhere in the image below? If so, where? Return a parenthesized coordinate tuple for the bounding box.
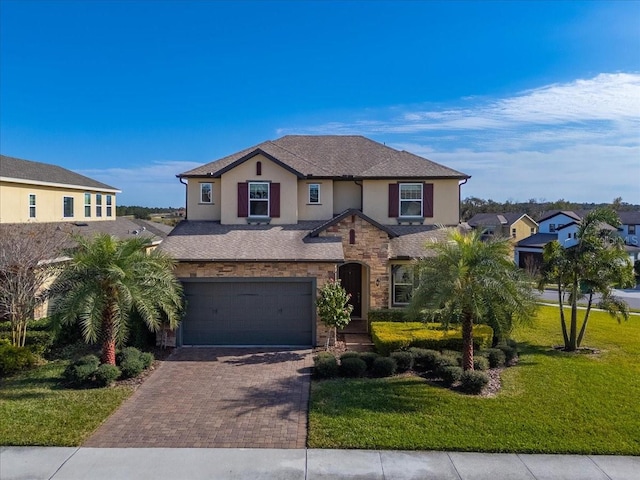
(160, 135, 469, 347)
(466, 213, 538, 242)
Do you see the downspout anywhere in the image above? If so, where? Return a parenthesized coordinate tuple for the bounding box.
(458, 178, 469, 223)
(354, 180, 363, 212)
(178, 176, 188, 220)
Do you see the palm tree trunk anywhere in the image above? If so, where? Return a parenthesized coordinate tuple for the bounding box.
(557, 281, 569, 347)
(101, 304, 117, 365)
(462, 311, 474, 371)
(576, 292, 593, 348)
(568, 276, 578, 351)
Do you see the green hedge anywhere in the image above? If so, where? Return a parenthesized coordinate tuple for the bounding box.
(367, 309, 407, 328)
(370, 322, 493, 356)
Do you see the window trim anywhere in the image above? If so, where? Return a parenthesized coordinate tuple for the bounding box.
(248, 181, 270, 217)
(399, 183, 423, 218)
(629, 225, 637, 235)
(199, 182, 213, 204)
(391, 264, 416, 307)
(512, 228, 517, 238)
(84, 193, 91, 217)
(29, 193, 36, 219)
(96, 194, 103, 217)
(106, 195, 113, 217)
(63, 196, 74, 218)
(308, 183, 320, 204)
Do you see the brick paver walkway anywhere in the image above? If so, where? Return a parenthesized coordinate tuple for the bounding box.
(84, 348, 312, 448)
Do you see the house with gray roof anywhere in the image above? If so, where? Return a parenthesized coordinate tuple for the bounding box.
(466, 212, 538, 242)
(160, 135, 469, 347)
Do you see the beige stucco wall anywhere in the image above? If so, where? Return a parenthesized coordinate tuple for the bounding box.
(186, 178, 221, 221)
(298, 180, 333, 221)
(0, 181, 117, 223)
(362, 179, 460, 226)
(173, 261, 338, 346)
(511, 217, 538, 242)
(333, 181, 362, 214)
(219, 154, 299, 225)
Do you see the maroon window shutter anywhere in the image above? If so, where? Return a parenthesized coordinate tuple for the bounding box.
(423, 183, 434, 217)
(388, 183, 399, 217)
(270, 183, 280, 218)
(237, 182, 248, 217)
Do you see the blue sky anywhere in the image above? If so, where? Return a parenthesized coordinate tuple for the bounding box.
(1, 0, 639, 207)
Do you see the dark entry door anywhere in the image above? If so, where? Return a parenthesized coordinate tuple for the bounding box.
(339, 263, 362, 317)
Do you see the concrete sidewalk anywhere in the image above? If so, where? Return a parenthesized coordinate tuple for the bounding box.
(2, 447, 638, 480)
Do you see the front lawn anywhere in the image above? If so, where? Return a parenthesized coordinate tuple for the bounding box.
(0, 360, 132, 445)
(309, 306, 640, 454)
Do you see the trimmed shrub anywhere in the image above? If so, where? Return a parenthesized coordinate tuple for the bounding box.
(64, 354, 100, 385)
(434, 354, 458, 375)
(497, 344, 518, 364)
(120, 356, 144, 379)
(371, 356, 397, 378)
(390, 351, 413, 373)
(368, 309, 407, 326)
(483, 348, 506, 368)
(0, 330, 54, 356)
(473, 356, 490, 371)
(0, 344, 37, 377)
(409, 348, 441, 372)
(359, 352, 379, 370)
(440, 366, 463, 386)
(95, 364, 121, 387)
(314, 352, 339, 379)
(371, 322, 493, 356)
(140, 352, 154, 369)
(340, 357, 367, 378)
(459, 370, 490, 394)
(339, 352, 361, 362)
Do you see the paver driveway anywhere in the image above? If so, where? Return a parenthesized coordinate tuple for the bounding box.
(84, 348, 312, 448)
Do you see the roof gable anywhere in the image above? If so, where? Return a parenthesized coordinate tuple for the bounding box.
(307, 208, 398, 239)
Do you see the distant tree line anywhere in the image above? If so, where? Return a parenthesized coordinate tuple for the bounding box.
(460, 197, 639, 222)
(116, 206, 182, 220)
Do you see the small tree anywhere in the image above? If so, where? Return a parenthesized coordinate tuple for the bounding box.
(317, 279, 353, 349)
(0, 224, 68, 347)
(539, 208, 634, 351)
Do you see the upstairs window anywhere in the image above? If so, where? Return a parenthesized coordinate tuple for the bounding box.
(106, 195, 113, 217)
(531, 227, 536, 235)
(96, 194, 103, 217)
(549, 224, 556, 232)
(63, 197, 74, 218)
(29, 194, 36, 218)
(84, 193, 91, 217)
(629, 225, 636, 235)
(200, 183, 213, 203)
(249, 182, 269, 216)
(512, 228, 517, 238)
(308, 183, 320, 204)
(400, 184, 422, 216)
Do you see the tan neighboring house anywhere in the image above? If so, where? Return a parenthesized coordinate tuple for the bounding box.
(466, 213, 538, 242)
(0, 154, 172, 319)
(160, 135, 470, 347)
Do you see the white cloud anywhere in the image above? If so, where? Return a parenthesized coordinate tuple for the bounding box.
(279, 73, 640, 203)
(79, 160, 201, 207)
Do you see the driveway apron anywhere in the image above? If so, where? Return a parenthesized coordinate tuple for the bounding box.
(84, 348, 312, 448)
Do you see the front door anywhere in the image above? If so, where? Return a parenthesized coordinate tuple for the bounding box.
(339, 263, 362, 317)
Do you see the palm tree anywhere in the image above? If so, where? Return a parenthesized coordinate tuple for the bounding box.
(539, 208, 634, 351)
(50, 234, 183, 365)
(409, 229, 536, 371)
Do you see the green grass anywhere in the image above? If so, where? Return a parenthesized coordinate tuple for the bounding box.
(0, 360, 132, 445)
(309, 306, 640, 454)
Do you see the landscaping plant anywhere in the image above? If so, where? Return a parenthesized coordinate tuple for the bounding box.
(538, 207, 634, 351)
(317, 279, 353, 348)
(409, 228, 537, 371)
(49, 234, 183, 365)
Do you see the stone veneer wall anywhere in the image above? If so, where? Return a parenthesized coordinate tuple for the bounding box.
(318, 214, 391, 312)
(166, 261, 338, 347)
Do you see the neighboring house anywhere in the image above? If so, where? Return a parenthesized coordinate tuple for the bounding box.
(0, 155, 171, 319)
(466, 212, 538, 242)
(515, 210, 640, 270)
(160, 135, 469, 347)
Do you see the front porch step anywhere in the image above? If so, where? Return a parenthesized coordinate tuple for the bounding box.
(343, 333, 374, 353)
(342, 318, 368, 334)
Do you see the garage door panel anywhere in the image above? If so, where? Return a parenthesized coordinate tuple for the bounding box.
(181, 280, 313, 346)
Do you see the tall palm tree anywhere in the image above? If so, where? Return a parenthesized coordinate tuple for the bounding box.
(50, 234, 183, 365)
(409, 229, 536, 371)
(539, 208, 633, 351)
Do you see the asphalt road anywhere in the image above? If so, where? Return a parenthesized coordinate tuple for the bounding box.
(538, 287, 640, 311)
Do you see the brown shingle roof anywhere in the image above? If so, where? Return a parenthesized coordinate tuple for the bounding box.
(159, 221, 344, 262)
(179, 135, 468, 179)
(0, 155, 119, 191)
